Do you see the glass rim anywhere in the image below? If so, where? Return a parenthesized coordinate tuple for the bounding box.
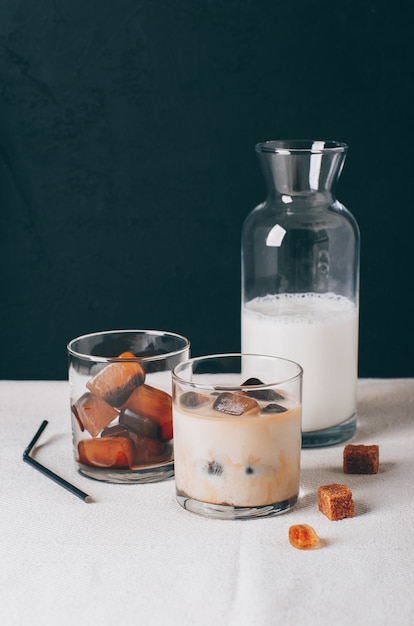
(67, 329, 190, 363)
(172, 352, 303, 391)
(255, 139, 348, 154)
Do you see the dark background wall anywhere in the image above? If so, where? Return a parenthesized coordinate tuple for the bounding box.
(1, 0, 413, 380)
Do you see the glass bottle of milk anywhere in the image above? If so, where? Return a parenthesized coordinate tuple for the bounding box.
(241, 140, 360, 447)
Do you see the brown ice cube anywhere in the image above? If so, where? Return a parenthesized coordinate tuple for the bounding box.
(128, 432, 169, 467)
(241, 377, 284, 402)
(179, 391, 210, 409)
(119, 407, 162, 440)
(262, 403, 288, 414)
(101, 424, 131, 438)
(72, 392, 119, 437)
(78, 436, 134, 468)
(204, 460, 224, 476)
(213, 392, 260, 416)
(123, 384, 173, 440)
(100, 425, 169, 467)
(86, 351, 146, 407)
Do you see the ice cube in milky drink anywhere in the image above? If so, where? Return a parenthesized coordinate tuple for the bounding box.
(173, 384, 301, 508)
(242, 293, 358, 432)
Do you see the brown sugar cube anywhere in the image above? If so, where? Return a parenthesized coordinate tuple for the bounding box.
(72, 392, 119, 437)
(86, 351, 146, 407)
(318, 484, 355, 521)
(343, 444, 379, 474)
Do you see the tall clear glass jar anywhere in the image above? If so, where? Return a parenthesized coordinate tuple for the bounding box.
(241, 140, 359, 447)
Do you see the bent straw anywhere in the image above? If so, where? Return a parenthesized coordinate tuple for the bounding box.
(23, 420, 92, 502)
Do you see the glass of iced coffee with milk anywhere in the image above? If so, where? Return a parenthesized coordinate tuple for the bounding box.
(172, 353, 302, 520)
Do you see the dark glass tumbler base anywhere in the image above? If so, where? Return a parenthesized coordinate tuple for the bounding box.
(301, 413, 356, 448)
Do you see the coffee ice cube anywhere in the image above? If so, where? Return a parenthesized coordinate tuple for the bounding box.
(72, 392, 119, 437)
(205, 460, 224, 476)
(262, 403, 288, 414)
(124, 384, 173, 441)
(100, 424, 168, 466)
(213, 392, 260, 416)
(242, 377, 263, 386)
(119, 407, 162, 440)
(78, 436, 133, 468)
(128, 433, 168, 466)
(86, 351, 146, 407)
(101, 424, 131, 438)
(180, 391, 210, 408)
(242, 377, 284, 402)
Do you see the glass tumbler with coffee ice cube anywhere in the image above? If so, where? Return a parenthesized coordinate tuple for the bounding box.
(172, 353, 302, 519)
(68, 330, 190, 483)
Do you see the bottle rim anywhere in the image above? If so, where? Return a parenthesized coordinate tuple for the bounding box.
(255, 140, 348, 154)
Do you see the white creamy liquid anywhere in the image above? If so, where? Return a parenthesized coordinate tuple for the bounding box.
(173, 393, 301, 507)
(242, 293, 358, 432)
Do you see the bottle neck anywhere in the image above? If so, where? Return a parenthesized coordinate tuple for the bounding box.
(256, 140, 347, 199)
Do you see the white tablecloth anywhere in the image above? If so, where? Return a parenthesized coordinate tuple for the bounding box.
(1, 379, 413, 626)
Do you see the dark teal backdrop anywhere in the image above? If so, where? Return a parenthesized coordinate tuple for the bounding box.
(1, 0, 413, 379)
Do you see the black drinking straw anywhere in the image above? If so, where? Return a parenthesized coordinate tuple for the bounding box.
(23, 420, 91, 502)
